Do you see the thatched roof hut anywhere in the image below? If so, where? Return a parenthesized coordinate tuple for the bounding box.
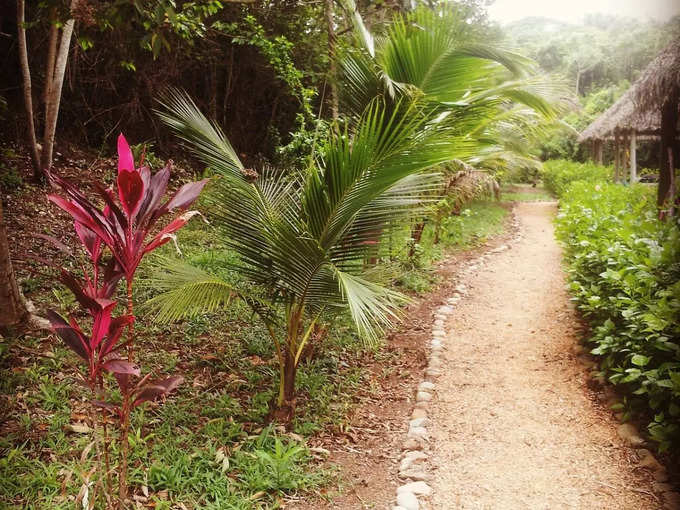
(577, 37, 679, 207)
(578, 38, 680, 143)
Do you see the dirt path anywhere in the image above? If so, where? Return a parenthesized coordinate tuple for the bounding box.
(430, 201, 658, 509)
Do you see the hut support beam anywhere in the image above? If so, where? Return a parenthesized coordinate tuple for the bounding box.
(614, 136, 620, 182)
(629, 133, 637, 183)
(595, 140, 603, 165)
(659, 91, 679, 208)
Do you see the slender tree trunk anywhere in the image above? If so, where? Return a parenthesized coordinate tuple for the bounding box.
(44, 8, 59, 114)
(324, 0, 338, 121)
(16, 0, 41, 179)
(0, 193, 29, 329)
(41, 0, 79, 173)
(658, 92, 679, 208)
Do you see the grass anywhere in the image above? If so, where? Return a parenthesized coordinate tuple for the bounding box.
(1, 199, 508, 509)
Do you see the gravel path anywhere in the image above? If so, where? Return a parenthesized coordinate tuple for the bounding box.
(429, 201, 658, 509)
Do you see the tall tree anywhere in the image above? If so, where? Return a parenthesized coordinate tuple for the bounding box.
(0, 192, 28, 329)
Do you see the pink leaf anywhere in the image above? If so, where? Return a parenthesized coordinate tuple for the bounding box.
(117, 133, 135, 174)
(100, 315, 134, 357)
(102, 359, 141, 377)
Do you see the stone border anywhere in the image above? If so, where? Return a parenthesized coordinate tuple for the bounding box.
(391, 212, 523, 510)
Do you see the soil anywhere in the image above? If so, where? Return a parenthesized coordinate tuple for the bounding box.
(294, 200, 671, 510)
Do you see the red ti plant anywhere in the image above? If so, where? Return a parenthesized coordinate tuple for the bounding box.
(45, 133, 206, 506)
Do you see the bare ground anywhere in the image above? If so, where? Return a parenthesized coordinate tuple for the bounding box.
(430, 201, 660, 509)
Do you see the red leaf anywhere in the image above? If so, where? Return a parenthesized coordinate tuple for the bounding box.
(117, 133, 135, 173)
(143, 211, 201, 254)
(164, 179, 209, 212)
(137, 165, 171, 226)
(102, 359, 141, 376)
(47, 310, 90, 361)
(59, 270, 99, 313)
(100, 315, 134, 357)
(74, 222, 102, 263)
(133, 375, 184, 407)
(90, 299, 117, 350)
(117, 169, 145, 219)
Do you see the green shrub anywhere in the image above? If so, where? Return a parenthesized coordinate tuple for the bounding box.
(556, 182, 680, 452)
(543, 159, 611, 197)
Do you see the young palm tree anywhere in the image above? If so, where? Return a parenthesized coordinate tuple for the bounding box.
(146, 90, 474, 417)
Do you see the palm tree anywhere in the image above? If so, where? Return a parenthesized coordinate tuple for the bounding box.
(146, 90, 472, 418)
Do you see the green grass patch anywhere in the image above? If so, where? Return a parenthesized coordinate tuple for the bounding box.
(0, 200, 508, 508)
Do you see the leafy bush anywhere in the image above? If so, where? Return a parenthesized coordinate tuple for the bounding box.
(556, 182, 680, 452)
(542, 159, 611, 197)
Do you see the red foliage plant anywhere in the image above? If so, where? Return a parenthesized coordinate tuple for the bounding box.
(43, 133, 207, 505)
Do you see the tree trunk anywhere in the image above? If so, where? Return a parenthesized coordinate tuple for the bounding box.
(16, 0, 41, 179)
(0, 193, 28, 329)
(658, 92, 679, 208)
(41, 0, 79, 173)
(408, 220, 427, 258)
(272, 349, 297, 423)
(324, 0, 338, 121)
(44, 8, 59, 115)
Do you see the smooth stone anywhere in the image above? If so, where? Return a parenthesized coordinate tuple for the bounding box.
(407, 426, 428, 438)
(434, 314, 447, 321)
(425, 368, 441, 378)
(397, 481, 432, 496)
(409, 417, 430, 428)
(411, 408, 427, 419)
(430, 339, 443, 348)
(637, 449, 664, 472)
(428, 359, 442, 369)
(617, 423, 645, 447)
(416, 391, 432, 402)
(393, 507, 408, 510)
(396, 492, 419, 510)
(400, 451, 427, 471)
(438, 305, 454, 314)
(414, 401, 429, 410)
(402, 438, 424, 450)
(399, 470, 431, 482)
(419, 381, 435, 391)
(432, 329, 446, 337)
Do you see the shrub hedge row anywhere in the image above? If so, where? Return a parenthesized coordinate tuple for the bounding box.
(542, 159, 611, 197)
(555, 180, 680, 452)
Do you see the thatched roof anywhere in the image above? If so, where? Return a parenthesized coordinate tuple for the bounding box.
(578, 37, 680, 142)
(634, 37, 680, 113)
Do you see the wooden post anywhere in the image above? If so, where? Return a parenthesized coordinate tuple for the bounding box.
(629, 132, 637, 183)
(614, 135, 620, 182)
(595, 140, 603, 165)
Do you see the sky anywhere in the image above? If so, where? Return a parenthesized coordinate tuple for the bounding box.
(487, 0, 680, 24)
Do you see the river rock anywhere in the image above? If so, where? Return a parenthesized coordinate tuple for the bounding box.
(410, 417, 430, 428)
(397, 481, 432, 496)
(617, 423, 645, 447)
(396, 491, 419, 510)
(416, 391, 432, 403)
(419, 381, 435, 392)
